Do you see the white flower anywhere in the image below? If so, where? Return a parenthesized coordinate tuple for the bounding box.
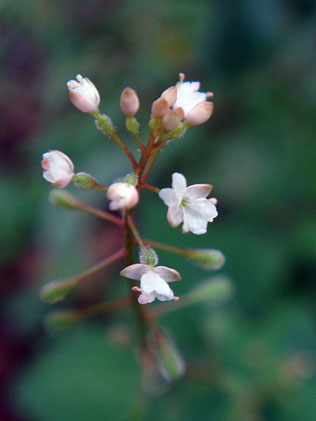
(120, 262, 181, 304)
(172, 73, 213, 126)
(106, 182, 139, 211)
(67, 74, 100, 113)
(159, 172, 218, 235)
(41, 150, 74, 188)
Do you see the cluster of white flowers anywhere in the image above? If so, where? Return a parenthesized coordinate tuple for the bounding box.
(41, 73, 219, 304)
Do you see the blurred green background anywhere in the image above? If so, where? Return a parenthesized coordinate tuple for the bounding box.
(1, 0, 316, 420)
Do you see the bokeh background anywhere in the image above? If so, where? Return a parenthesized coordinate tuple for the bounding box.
(1, 0, 316, 420)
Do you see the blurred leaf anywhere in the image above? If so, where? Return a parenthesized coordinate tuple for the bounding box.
(14, 326, 138, 421)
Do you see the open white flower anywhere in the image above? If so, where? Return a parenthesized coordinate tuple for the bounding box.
(67, 74, 100, 113)
(159, 172, 218, 235)
(41, 150, 74, 188)
(120, 262, 181, 304)
(172, 73, 213, 126)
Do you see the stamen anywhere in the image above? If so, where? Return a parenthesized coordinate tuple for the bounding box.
(207, 92, 214, 98)
(131, 286, 140, 292)
(179, 73, 185, 82)
(173, 296, 179, 301)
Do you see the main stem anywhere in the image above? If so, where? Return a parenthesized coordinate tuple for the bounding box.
(125, 211, 148, 350)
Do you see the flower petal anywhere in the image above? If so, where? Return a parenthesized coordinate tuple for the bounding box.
(138, 293, 155, 304)
(155, 266, 181, 282)
(155, 292, 174, 302)
(172, 172, 187, 197)
(167, 206, 183, 227)
(159, 188, 180, 206)
(140, 271, 158, 293)
(188, 199, 218, 220)
(185, 184, 213, 200)
(182, 207, 208, 235)
(173, 82, 207, 115)
(153, 279, 174, 299)
(120, 264, 150, 281)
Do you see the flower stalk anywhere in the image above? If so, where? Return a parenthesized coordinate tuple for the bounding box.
(40, 248, 125, 303)
(41, 72, 225, 383)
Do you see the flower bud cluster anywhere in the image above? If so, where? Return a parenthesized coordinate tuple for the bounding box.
(41, 72, 223, 312)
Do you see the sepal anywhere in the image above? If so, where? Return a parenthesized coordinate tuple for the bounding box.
(73, 172, 99, 189)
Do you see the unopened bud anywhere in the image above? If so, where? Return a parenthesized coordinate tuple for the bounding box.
(151, 97, 170, 118)
(139, 246, 158, 266)
(73, 172, 98, 189)
(49, 189, 82, 210)
(120, 87, 140, 117)
(41, 150, 74, 188)
(106, 182, 139, 211)
(67, 74, 100, 113)
(155, 331, 186, 382)
(161, 86, 177, 107)
(45, 310, 80, 332)
(185, 102, 214, 126)
(186, 276, 233, 306)
(186, 249, 225, 270)
(161, 110, 181, 132)
(40, 278, 78, 304)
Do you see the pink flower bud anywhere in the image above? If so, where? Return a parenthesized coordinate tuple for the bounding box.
(120, 87, 140, 117)
(151, 97, 170, 118)
(106, 182, 139, 211)
(67, 74, 100, 113)
(184, 102, 214, 126)
(41, 150, 74, 188)
(162, 110, 182, 132)
(161, 86, 177, 107)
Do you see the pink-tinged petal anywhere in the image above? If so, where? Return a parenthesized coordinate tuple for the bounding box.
(52, 174, 74, 188)
(185, 102, 214, 126)
(138, 293, 155, 304)
(172, 172, 187, 196)
(120, 264, 150, 281)
(185, 184, 213, 200)
(159, 188, 180, 207)
(167, 206, 183, 227)
(155, 266, 181, 282)
(187, 199, 218, 221)
(161, 86, 177, 107)
(182, 208, 208, 235)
